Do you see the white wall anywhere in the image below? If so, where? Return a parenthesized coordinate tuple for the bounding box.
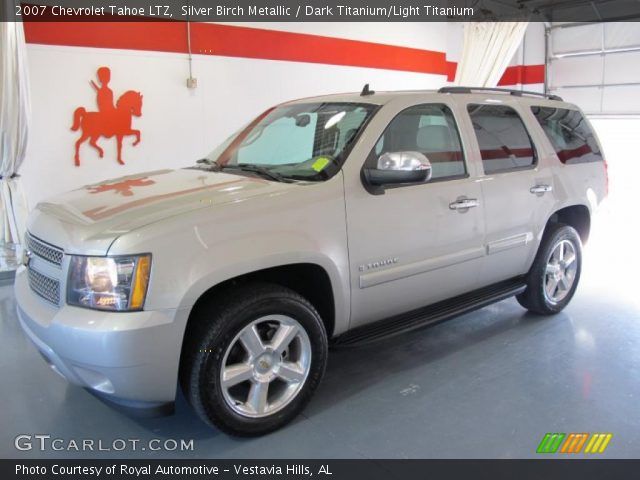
(21, 21, 543, 207)
(22, 22, 450, 207)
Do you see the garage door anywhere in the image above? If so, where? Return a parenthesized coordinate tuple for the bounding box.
(547, 22, 640, 115)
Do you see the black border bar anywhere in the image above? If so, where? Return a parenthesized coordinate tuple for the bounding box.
(4, 459, 640, 480)
(2, 0, 640, 22)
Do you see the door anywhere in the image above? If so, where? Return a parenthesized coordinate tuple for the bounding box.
(344, 102, 486, 328)
(464, 102, 556, 285)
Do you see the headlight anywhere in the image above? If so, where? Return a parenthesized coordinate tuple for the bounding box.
(67, 254, 151, 311)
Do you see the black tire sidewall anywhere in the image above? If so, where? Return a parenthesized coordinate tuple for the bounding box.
(190, 287, 327, 436)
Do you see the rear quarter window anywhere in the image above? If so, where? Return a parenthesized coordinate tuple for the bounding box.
(530, 106, 603, 164)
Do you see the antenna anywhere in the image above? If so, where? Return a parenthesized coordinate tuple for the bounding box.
(360, 84, 375, 96)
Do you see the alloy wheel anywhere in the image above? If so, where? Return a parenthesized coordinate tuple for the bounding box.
(220, 315, 312, 418)
(544, 239, 578, 304)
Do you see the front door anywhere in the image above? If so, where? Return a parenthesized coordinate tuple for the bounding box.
(344, 101, 486, 328)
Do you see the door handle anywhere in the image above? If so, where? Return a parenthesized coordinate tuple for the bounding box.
(530, 184, 553, 194)
(449, 198, 479, 210)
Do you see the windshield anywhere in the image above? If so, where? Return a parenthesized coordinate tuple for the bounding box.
(203, 102, 377, 181)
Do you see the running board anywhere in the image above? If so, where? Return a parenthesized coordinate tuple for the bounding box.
(333, 278, 527, 347)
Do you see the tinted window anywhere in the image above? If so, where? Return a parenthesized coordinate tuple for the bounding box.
(468, 104, 536, 174)
(531, 107, 603, 164)
(370, 104, 465, 180)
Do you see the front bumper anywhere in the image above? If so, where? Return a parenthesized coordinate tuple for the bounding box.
(15, 266, 184, 412)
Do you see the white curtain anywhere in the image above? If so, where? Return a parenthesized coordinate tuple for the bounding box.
(454, 22, 529, 88)
(0, 22, 31, 246)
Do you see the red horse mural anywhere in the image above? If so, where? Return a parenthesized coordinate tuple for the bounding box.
(71, 67, 143, 166)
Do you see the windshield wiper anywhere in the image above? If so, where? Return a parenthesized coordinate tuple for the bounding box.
(222, 164, 293, 183)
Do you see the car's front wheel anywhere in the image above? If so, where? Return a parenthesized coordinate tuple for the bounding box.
(180, 283, 328, 436)
(517, 223, 583, 315)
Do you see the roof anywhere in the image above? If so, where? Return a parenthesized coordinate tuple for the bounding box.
(285, 87, 578, 110)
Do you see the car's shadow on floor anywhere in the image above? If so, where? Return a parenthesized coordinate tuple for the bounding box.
(308, 299, 571, 417)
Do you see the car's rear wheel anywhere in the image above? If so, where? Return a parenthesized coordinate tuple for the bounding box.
(180, 283, 328, 436)
(517, 223, 582, 315)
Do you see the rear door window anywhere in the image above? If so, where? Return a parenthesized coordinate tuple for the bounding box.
(467, 104, 537, 174)
(530, 107, 603, 164)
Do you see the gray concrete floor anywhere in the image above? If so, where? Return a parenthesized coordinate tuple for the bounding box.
(1, 211, 639, 459)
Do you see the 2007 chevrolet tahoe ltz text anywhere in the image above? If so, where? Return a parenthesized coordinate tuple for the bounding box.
(15, 86, 607, 435)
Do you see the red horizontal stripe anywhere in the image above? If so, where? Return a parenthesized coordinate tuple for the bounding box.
(24, 21, 189, 53)
(498, 64, 545, 86)
(192, 23, 448, 75)
(444, 62, 544, 85)
(23, 21, 543, 84)
(556, 144, 593, 163)
(446, 61, 457, 82)
(24, 21, 448, 75)
(480, 147, 534, 160)
(416, 151, 464, 163)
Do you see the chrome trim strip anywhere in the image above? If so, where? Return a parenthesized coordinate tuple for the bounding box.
(359, 247, 485, 289)
(486, 232, 534, 255)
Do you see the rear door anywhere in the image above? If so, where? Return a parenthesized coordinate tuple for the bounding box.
(462, 101, 557, 284)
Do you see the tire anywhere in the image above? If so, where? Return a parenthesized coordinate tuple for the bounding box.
(517, 223, 582, 315)
(180, 283, 328, 436)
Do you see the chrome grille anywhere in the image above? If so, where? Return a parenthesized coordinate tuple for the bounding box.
(26, 233, 64, 266)
(28, 268, 61, 305)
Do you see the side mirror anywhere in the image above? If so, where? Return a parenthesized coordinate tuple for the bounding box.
(364, 151, 432, 186)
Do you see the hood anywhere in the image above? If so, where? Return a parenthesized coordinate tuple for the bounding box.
(27, 168, 291, 255)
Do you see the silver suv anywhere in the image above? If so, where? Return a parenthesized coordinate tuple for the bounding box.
(15, 86, 607, 436)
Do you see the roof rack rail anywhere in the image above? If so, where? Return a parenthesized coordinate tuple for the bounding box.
(438, 86, 563, 102)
